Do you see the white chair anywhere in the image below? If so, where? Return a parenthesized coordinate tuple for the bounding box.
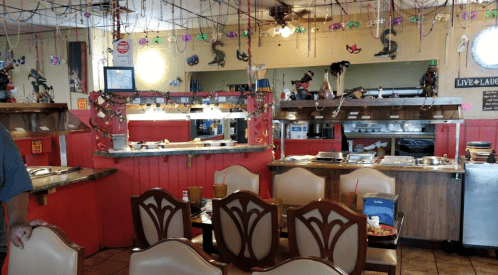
(129, 238, 227, 275)
(215, 165, 260, 195)
(340, 168, 395, 210)
(251, 257, 347, 275)
(212, 191, 279, 272)
(8, 225, 84, 275)
(273, 168, 325, 206)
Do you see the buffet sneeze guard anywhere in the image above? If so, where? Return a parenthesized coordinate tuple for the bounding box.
(274, 97, 463, 165)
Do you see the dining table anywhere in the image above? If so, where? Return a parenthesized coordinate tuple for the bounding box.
(191, 200, 405, 254)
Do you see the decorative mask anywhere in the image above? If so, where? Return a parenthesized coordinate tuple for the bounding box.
(182, 35, 192, 42)
(227, 31, 237, 38)
(389, 18, 402, 26)
(436, 14, 450, 21)
(152, 37, 162, 44)
(197, 33, 208, 41)
(295, 26, 306, 33)
(84, 12, 91, 18)
(139, 38, 148, 45)
(346, 44, 361, 54)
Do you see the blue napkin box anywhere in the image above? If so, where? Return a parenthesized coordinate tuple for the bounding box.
(363, 193, 398, 226)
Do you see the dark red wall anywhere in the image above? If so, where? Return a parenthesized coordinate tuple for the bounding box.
(435, 119, 498, 158)
(128, 121, 191, 142)
(93, 149, 273, 247)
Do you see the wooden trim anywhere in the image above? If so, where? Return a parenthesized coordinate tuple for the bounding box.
(287, 199, 367, 275)
(33, 225, 85, 275)
(130, 188, 192, 249)
(251, 256, 347, 274)
(212, 190, 279, 272)
(131, 238, 228, 275)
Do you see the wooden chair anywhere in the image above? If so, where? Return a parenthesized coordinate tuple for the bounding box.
(251, 257, 347, 275)
(273, 168, 325, 206)
(8, 225, 85, 275)
(212, 191, 279, 272)
(129, 238, 228, 275)
(287, 199, 397, 275)
(339, 168, 395, 210)
(215, 165, 260, 195)
(131, 188, 192, 248)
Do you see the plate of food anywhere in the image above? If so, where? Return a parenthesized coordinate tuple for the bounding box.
(367, 224, 397, 237)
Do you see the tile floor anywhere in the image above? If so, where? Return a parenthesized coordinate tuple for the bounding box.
(84, 242, 498, 274)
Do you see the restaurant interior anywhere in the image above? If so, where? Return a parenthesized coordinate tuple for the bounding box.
(1, 0, 498, 274)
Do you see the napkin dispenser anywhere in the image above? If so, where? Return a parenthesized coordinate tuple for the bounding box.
(363, 193, 398, 226)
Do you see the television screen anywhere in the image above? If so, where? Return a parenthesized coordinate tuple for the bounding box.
(103, 66, 136, 92)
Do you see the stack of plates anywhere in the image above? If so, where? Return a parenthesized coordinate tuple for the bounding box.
(466, 141, 494, 162)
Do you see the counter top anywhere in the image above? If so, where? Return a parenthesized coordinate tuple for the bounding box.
(267, 159, 465, 173)
(30, 167, 118, 193)
(94, 145, 272, 158)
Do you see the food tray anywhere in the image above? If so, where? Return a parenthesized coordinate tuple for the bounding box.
(344, 152, 376, 164)
(377, 156, 415, 166)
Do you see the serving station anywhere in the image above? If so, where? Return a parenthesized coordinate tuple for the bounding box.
(271, 97, 464, 241)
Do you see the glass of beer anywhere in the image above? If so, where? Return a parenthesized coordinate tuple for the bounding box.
(213, 184, 228, 198)
(188, 186, 203, 205)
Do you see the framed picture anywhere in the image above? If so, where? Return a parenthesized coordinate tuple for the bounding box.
(68, 41, 87, 94)
(103, 66, 136, 93)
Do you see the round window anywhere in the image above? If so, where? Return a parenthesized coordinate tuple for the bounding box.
(472, 26, 498, 69)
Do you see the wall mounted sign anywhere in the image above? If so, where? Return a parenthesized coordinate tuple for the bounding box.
(32, 140, 43, 154)
(112, 39, 133, 67)
(482, 91, 498, 111)
(455, 77, 498, 88)
(78, 98, 87, 110)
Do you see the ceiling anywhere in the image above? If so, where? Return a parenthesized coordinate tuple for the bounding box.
(0, 0, 493, 37)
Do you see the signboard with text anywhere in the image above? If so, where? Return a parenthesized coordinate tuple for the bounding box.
(455, 77, 498, 88)
(112, 39, 133, 67)
(483, 91, 498, 111)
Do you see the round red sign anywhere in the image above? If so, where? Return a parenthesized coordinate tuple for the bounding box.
(117, 41, 129, 54)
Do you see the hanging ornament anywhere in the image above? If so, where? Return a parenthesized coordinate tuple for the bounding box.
(242, 30, 252, 37)
(152, 37, 163, 44)
(182, 34, 192, 41)
(84, 12, 91, 18)
(139, 38, 148, 45)
(346, 44, 361, 54)
(97, 110, 106, 119)
(329, 23, 343, 31)
(211, 32, 223, 41)
(295, 27, 306, 33)
(389, 18, 402, 26)
(347, 21, 360, 28)
(50, 55, 61, 65)
(367, 20, 377, 27)
(485, 9, 498, 18)
(436, 14, 450, 21)
(411, 16, 419, 23)
(227, 31, 237, 38)
(197, 33, 208, 41)
(168, 36, 177, 42)
(187, 55, 199, 66)
(97, 96, 105, 105)
(461, 11, 478, 20)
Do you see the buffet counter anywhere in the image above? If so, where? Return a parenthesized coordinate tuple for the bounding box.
(94, 145, 271, 158)
(267, 158, 464, 241)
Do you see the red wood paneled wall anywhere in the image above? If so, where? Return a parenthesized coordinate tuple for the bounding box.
(435, 119, 498, 157)
(128, 121, 191, 142)
(93, 149, 273, 247)
(67, 110, 94, 168)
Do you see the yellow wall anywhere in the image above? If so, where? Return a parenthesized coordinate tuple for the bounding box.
(3, 4, 497, 119)
(0, 29, 93, 109)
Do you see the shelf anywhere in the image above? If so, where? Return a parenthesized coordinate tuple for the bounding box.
(345, 132, 435, 139)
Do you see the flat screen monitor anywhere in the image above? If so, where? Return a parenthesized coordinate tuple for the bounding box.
(103, 66, 136, 92)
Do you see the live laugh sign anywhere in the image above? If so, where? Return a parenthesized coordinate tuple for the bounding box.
(455, 77, 498, 88)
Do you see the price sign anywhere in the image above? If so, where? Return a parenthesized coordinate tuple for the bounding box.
(78, 98, 87, 110)
(32, 140, 43, 154)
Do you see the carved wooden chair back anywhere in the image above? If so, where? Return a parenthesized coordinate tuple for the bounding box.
(131, 188, 192, 248)
(287, 200, 367, 275)
(214, 165, 260, 195)
(8, 225, 85, 275)
(340, 168, 395, 210)
(251, 257, 347, 275)
(129, 238, 227, 275)
(273, 168, 325, 206)
(212, 190, 279, 272)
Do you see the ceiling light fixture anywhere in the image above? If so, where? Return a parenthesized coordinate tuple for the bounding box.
(267, 23, 296, 38)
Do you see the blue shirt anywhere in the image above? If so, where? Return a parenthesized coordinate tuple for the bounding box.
(0, 124, 33, 250)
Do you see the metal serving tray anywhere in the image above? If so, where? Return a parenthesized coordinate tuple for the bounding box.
(344, 152, 377, 164)
(377, 156, 415, 166)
